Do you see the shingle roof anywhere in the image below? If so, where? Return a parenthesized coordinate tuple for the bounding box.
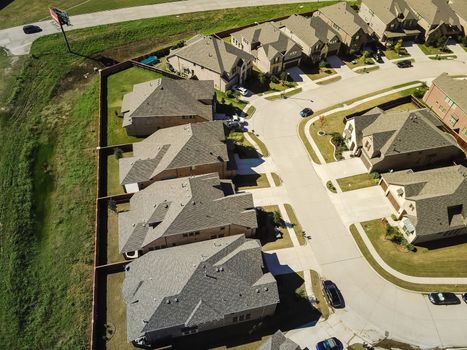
(361, 108, 462, 161)
(278, 15, 339, 48)
(231, 22, 301, 59)
(406, 0, 461, 26)
(121, 78, 214, 127)
(119, 121, 229, 185)
(118, 173, 258, 254)
(450, 0, 467, 21)
(122, 235, 279, 343)
(362, 0, 418, 25)
(317, 2, 370, 36)
(168, 35, 254, 77)
(432, 73, 467, 112)
(382, 165, 467, 237)
(256, 330, 301, 350)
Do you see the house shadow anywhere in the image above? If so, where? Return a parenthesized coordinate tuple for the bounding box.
(0, 0, 14, 10)
(326, 55, 346, 69)
(418, 234, 467, 251)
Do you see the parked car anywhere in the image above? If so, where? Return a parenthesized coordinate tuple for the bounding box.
(234, 86, 249, 96)
(462, 293, 467, 303)
(316, 337, 342, 350)
(300, 108, 313, 117)
(397, 60, 412, 68)
(428, 292, 461, 305)
(373, 51, 383, 63)
(225, 120, 242, 130)
(323, 280, 345, 308)
(23, 25, 42, 34)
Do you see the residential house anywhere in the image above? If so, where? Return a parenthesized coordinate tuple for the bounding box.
(167, 35, 254, 91)
(122, 234, 279, 346)
(278, 14, 341, 63)
(380, 165, 467, 243)
(119, 121, 234, 193)
(423, 73, 467, 143)
(118, 173, 257, 258)
(343, 108, 465, 172)
(359, 0, 421, 44)
(405, 0, 463, 42)
(230, 22, 302, 74)
(257, 330, 301, 350)
(121, 78, 215, 137)
(314, 2, 370, 53)
(449, 0, 467, 33)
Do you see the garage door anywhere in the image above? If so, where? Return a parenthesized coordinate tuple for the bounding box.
(284, 59, 299, 69)
(380, 179, 388, 192)
(386, 191, 400, 212)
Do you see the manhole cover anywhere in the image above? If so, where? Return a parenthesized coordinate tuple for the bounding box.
(317, 130, 326, 136)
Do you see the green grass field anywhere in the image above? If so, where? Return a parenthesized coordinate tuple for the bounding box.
(0, 2, 341, 348)
(336, 173, 379, 192)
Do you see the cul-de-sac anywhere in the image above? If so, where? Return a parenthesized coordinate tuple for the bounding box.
(1, 0, 467, 349)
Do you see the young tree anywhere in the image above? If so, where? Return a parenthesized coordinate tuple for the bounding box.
(114, 148, 123, 160)
(258, 72, 266, 87)
(319, 59, 327, 69)
(280, 71, 288, 82)
(394, 39, 403, 54)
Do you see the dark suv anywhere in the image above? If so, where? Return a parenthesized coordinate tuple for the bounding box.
(323, 280, 345, 308)
(428, 292, 461, 305)
(23, 25, 42, 34)
(397, 60, 412, 68)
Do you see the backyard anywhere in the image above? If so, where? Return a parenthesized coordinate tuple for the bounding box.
(107, 151, 133, 196)
(107, 67, 161, 146)
(361, 219, 467, 278)
(106, 203, 130, 264)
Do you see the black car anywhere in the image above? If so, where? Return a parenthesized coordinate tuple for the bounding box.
(323, 280, 345, 308)
(300, 108, 313, 117)
(397, 60, 412, 68)
(462, 293, 467, 303)
(23, 25, 42, 34)
(428, 292, 461, 305)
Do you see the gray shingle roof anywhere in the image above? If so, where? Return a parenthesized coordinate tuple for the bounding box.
(121, 78, 214, 127)
(406, 0, 461, 26)
(278, 15, 339, 48)
(168, 35, 254, 77)
(432, 73, 467, 112)
(362, 0, 418, 25)
(382, 165, 467, 237)
(118, 173, 257, 254)
(119, 121, 229, 185)
(450, 0, 467, 21)
(317, 2, 370, 36)
(231, 22, 302, 60)
(361, 108, 462, 160)
(256, 330, 301, 350)
(122, 235, 279, 343)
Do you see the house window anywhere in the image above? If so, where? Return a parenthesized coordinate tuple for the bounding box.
(183, 233, 188, 238)
(333, 23, 340, 31)
(195, 231, 200, 235)
(246, 314, 251, 320)
(439, 105, 446, 113)
(233, 316, 238, 323)
(444, 96, 454, 107)
(364, 140, 370, 150)
(239, 315, 245, 321)
(449, 114, 459, 127)
(220, 227, 225, 230)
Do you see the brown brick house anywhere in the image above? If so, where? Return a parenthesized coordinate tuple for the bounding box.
(118, 173, 257, 258)
(121, 78, 215, 137)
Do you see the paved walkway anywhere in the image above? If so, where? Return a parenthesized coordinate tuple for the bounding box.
(0, 0, 340, 55)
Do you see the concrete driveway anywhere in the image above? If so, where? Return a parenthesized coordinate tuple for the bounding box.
(248, 58, 467, 347)
(403, 42, 430, 62)
(326, 55, 357, 79)
(287, 66, 315, 86)
(264, 245, 321, 275)
(314, 158, 368, 182)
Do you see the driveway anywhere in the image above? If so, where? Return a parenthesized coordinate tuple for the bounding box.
(248, 58, 467, 347)
(314, 158, 368, 182)
(263, 245, 321, 275)
(326, 55, 357, 79)
(448, 43, 467, 62)
(403, 42, 430, 62)
(286, 66, 315, 86)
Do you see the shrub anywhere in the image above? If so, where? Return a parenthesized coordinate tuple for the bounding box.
(280, 71, 288, 82)
(406, 243, 417, 252)
(272, 210, 284, 227)
(271, 75, 280, 83)
(371, 172, 380, 180)
(326, 181, 336, 193)
(114, 148, 123, 159)
(394, 39, 403, 54)
(385, 224, 395, 236)
(108, 199, 117, 212)
(391, 214, 399, 221)
(319, 59, 327, 68)
(225, 89, 234, 98)
(172, 40, 185, 49)
(391, 232, 404, 244)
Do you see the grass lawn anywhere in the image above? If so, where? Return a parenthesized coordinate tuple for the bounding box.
(349, 224, 467, 292)
(386, 102, 419, 112)
(298, 118, 321, 164)
(336, 173, 379, 192)
(309, 86, 419, 163)
(0, 2, 344, 347)
(383, 49, 410, 60)
(107, 67, 161, 146)
(271, 172, 282, 187)
(248, 132, 269, 157)
(257, 205, 293, 251)
(246, 105, 256, 118)
(417, 44, 453, 55)
(429, 55, 457, 60)
(233, 174, 270, 191)
(228, 131, 259, 159)
(316, 75, 342, 85)
(343, 56, 375, 69)
(106, 205, 129, 265)
(310, 270, 330, 320)
(172, 271, 319, 349)
(216, 90, 248, 117)
(283, 204, 305, 246)
(326, 180, 337, 193)
(361, 219, 467, 278)
(299, 63, 337, 80)
(264, 87, 303, 101)
(0, 48, 26, 106)
(355, 65, 380, 74)
(107, 151, 132, 196)
(244, 66, 297, 95)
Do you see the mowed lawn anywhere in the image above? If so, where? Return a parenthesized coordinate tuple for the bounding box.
(107, 67, 161, 146)
(362, 219, 467, 277)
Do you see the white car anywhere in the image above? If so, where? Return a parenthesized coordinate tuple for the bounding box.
(234, 86, 249, 96)
(232, 115, 246, 124)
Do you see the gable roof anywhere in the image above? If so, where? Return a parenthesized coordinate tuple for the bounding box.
(122, 235, 279, 343)
(317, 2, 370, 36)
(362, 0, 418, 24)
(231, 22, 301, 59)
(406, 0, 461, 26)
(119, 121, 229, 185)
(121, 78, 214, 127)
(449, 0, 467, 21)
(168, 35, 254, 77)
(382, 165, 467, 237)
(257, 330, 301, 350)
(118, 173, 258, 254)
(278, 14, 339, 47)
(432, 73, 467, 112)
(361, 108, 462, 159)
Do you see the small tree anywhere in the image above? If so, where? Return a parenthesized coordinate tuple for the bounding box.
(108, 199, 117, 213)
(225, 89, 234, 98)
(258, 72, 266, 87)
(271, 75, 280, 84)
(114, 148, 123, 159)
(272, 210, 284, 227)
(280, 71, 288, 82)
(394, 39, 403, 54)
(319, 59, 327, 69)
